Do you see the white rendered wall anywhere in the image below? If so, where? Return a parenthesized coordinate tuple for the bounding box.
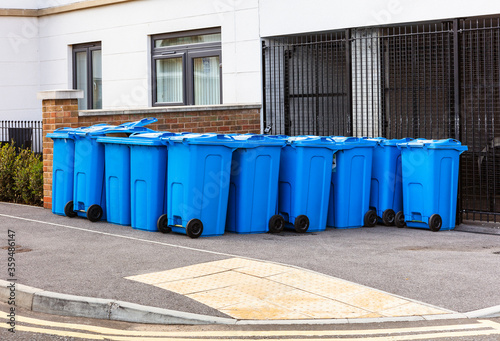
(0, 0, 39, 9)
(3, 0, 500, 121)
(0, 16, 40, 121)
(37, 0, 262, 110)
(259, 0, 500, 37)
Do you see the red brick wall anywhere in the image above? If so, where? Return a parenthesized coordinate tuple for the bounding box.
(42, 99, 79, 209)
(78, 109, 260, 134)
(42, 103, 260, 209)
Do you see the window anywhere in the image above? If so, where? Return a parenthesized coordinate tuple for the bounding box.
(152, 28, 222, 106)
(73, 42, 102, 109)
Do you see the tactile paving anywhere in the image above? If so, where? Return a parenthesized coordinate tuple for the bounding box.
(125, 263, 226, 284)
(154, 271, 260, 295)
(125, 257, 451, 320)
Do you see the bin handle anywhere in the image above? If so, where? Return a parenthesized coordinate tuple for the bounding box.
(117, 117, 157, 128)
(54, 126, 83, 132)
(343, 137, 359, 143)
(397, 143, 409, 150)
(217, 134, 235, 141)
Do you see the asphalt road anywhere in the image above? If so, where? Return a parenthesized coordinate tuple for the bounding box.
(1, 202, 499, 318)
(1, 303, 500, 341)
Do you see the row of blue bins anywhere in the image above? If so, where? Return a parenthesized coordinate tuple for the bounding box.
(48, 120, 467, 238)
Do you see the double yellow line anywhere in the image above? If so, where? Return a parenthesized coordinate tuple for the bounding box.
(1, 315, 500, 340)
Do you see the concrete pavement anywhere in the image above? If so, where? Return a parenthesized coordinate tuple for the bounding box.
(1, 202, 499, 324)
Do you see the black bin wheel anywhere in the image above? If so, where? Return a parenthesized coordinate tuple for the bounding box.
(429, 214, 442, 232)
(64, 201, 77, 218)
(87, 204, 103, 222)
(364, 210, 377, 227)
(395, 211, 406, 228)
(294, 215, 309, 233)
(186, 219, 203, 239)
(268, 215, 285, 234)
(157, 214, 171, 234)
(382, 209, 396, 226)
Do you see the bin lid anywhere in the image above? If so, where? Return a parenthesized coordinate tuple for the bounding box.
(96, 131, 177, 146)
(366, 137, 413, 147)
(398, 138, 468, 152)
(46, 126, 90, 139)
(328, 136, 377, 149)
(71, 118, 158, 138)
(287, 136, 339, 150)
(46, 123, 114, 139)
(166, 133, 240, 147)
(231, 134, 287, 148)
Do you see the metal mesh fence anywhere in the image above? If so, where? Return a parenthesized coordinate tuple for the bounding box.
(263, 16, 500, 222)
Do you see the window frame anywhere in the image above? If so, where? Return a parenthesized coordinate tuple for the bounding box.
(151, 28, 222, 106)
(72, 42, 102, 110)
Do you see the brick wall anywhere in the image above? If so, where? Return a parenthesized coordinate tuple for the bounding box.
(78, 108, 260, 134)
(42, 101, 261, 209)
(42, 98, 79, 209)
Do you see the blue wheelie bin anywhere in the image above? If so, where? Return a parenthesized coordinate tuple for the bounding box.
(278, 136, 340, 233)
(225, 134, 287, 234)
(327, 137, 377, 229)
(368, 137, 412, 226)
(47, 126, 92, 216)
(160, 133, 239, 238)
(68, 118, 157, 222)
(104, 131, 177, 232)
(95, 125, 160, 227)
(397, 139, 468, 231)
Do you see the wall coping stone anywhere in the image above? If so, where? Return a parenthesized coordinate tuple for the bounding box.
(79, 103, 262, 116)
(37, 90, 84, 100)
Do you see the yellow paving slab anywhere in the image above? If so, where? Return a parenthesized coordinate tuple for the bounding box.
(264, 289, 371, 319)
(154, 271, 260, 295)
(233, 263, 293, 277)
(187, 287, 256, 309)
(269, 270, 368, 298)
(126, 257, 451, 320)
(229, 279, 297, 300)
(125, 263, 226, 284)
(219, 299, 314, 320)
(336, 289, 410, 312)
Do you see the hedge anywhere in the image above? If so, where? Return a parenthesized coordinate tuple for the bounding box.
(0, 142, 43, 206)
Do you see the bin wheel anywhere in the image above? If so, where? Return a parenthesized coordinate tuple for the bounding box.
(364, 210, 377, 227)
(157, 214, 171, 234)
(64, 201, 77, 218)
(382, 209, 396, 226)
(395, 211, 406, 228)
(268, 215, 285, 234)
(429, 214, 442, 232)
(186, 219, 203, 239)
(294, 215, 309, 233)
(87, 204, 103, 222)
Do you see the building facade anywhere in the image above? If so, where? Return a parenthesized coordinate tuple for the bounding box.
(1, 0, 500, 221)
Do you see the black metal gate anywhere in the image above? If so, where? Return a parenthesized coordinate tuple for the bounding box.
(262, 16, 500, 222)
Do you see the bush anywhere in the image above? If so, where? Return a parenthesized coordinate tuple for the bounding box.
(0, 143, 17, 202)
(0, 142, 43, 206)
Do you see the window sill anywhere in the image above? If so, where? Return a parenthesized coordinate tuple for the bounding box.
(79, 103, 261, 117)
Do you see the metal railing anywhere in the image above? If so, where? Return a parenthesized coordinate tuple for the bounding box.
(263, 16, 500, 222)
(0, 121, 43, 155)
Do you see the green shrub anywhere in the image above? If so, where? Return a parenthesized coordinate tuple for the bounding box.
(0, 142, 43, 206)
(0, 143, 17, 202)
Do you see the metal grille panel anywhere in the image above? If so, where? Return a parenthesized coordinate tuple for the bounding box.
(262, 16, 500, 222)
